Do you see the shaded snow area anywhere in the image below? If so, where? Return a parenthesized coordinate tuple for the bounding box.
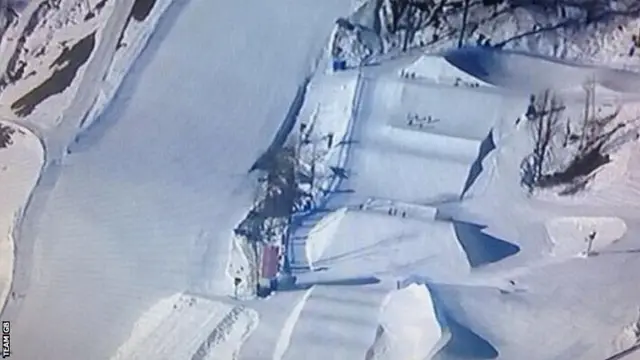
(367, 284, 448, 360)
(110, 293, 258, 360)
(0, 121, 43, 314)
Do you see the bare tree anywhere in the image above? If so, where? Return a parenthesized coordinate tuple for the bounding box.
(526, 89, 565, 187)
(527, 79, 633, 193)
(458, 0, 471, 47)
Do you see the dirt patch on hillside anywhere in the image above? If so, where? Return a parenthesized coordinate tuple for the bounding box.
(11, 31, 96, 117)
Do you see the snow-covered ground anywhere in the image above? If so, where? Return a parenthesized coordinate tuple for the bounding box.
(110, 293, 258, 360)
(2, 0, 357, 359)
(80, 0, 174, 132)
(0, 120, 43, 316)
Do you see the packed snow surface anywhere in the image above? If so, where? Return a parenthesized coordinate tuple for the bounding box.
(5, 0, 354, 359)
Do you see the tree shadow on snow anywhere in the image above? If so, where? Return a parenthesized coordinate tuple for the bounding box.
(452, 221, 519, 268)
(461, 130, 495, 199)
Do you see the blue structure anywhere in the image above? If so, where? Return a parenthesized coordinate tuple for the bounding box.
(332, 59, 347, 71)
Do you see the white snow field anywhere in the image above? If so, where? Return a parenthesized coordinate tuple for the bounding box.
(0, 121, 43, 315)
(2, 0, 356, 360)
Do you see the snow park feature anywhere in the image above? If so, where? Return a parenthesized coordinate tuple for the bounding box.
(4, 0, 640, 359)
(109, 293, 258, 360)
(545, 217, 627, 258)
(366, 284, 449, 360)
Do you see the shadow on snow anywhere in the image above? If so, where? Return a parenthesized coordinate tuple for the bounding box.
(461, 130, 495, 198)
(452, 221, 520, 268)
(434, 315, 499, 360)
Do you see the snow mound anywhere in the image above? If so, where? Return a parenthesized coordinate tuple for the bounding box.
(367, 284, 448, 360)
(443, 47, 640, 94)
(545, 217, 627, 258)
(401, 54, 494, 89)
(306, 209, 470, 280)
(110, 293, 258, 360)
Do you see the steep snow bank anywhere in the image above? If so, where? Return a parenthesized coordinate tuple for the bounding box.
(367, 284, 448, 360)
(80, 0, 174, 132)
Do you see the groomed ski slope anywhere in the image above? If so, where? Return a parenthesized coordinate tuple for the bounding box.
(5, 0, 354, 359)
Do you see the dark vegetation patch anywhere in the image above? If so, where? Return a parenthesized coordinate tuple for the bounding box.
(11, 32, 96, 117)
(0, 124, 16, 149)
(132, 0, 156, 22)
(84, 0, 110, 21)
(1, 1, 53, 90)
(116, 0, 157, 50)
